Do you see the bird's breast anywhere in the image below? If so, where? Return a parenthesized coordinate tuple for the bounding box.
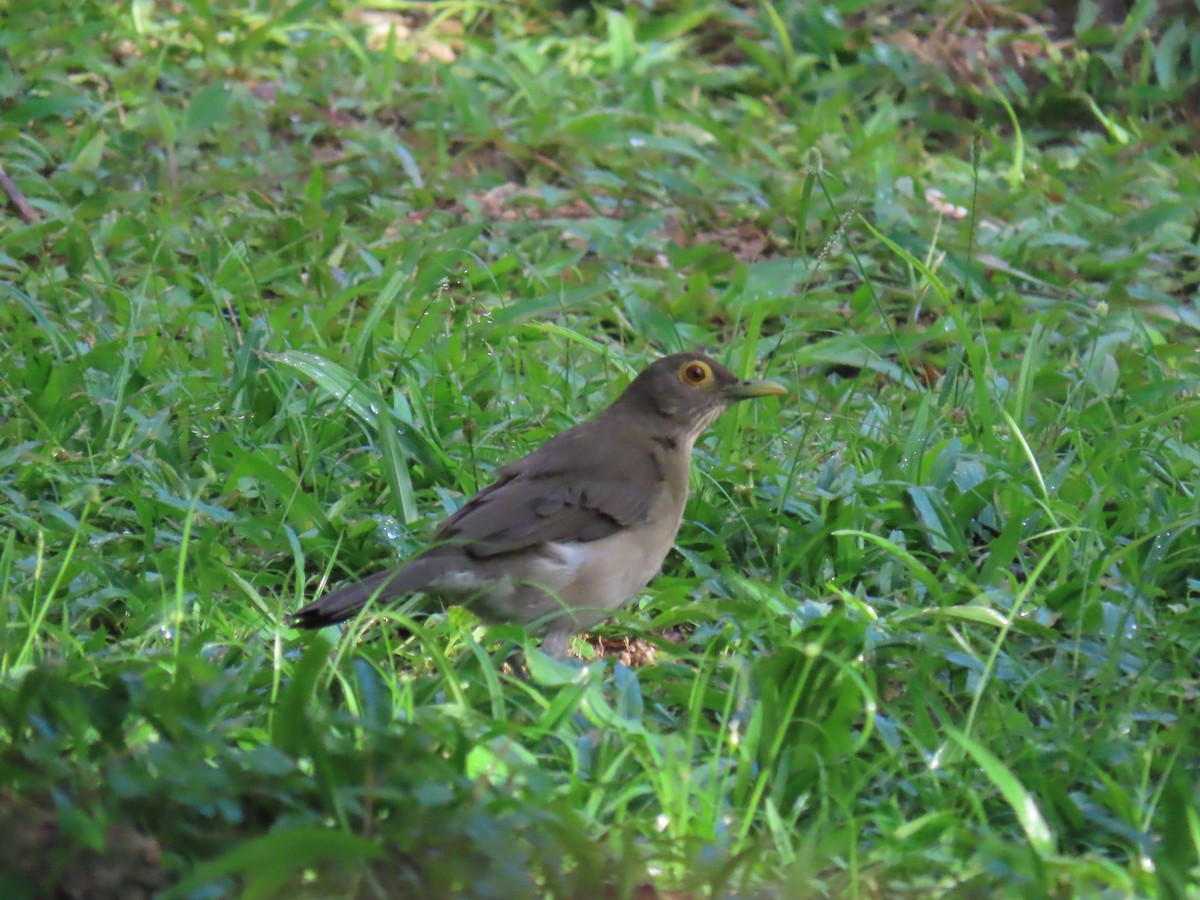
(545, 479, 687, 604)
(424, 458, 691, 631)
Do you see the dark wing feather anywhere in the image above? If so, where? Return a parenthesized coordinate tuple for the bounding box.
(433, 424, 666, 558)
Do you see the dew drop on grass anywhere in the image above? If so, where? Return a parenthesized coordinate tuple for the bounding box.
(378, 516, 404, 542)
(928, 744, 946, 771)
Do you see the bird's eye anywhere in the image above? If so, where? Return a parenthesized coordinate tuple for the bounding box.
(679, 361, 712, 386)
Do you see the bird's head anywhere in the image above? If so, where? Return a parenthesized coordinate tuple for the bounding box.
(613, 352, 786, 442)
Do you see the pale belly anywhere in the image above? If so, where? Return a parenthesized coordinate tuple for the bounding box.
(427, 525, 674, 632)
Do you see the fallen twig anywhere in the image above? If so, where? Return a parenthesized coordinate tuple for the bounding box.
(0, 161, 39, 224)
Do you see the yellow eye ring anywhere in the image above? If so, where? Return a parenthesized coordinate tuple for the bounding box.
(678, 360, 712, 386)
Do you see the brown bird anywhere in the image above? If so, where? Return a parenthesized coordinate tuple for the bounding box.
(291, 353, 785, 655)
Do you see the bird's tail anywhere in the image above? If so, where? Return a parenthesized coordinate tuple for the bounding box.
(289, 560, 436, 629)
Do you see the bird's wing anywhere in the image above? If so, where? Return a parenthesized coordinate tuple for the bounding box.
(432, 426, 667, 558)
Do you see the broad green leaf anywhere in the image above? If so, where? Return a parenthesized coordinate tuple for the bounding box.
(945, 726, 1057, 857)
(184, 82, 231, 135)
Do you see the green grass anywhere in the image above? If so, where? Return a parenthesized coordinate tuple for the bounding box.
(2, 0, 1199, 896)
